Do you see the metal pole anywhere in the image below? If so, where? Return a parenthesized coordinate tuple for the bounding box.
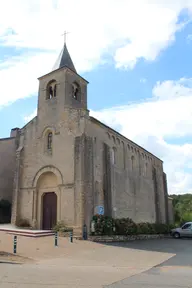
(83, 224, 87, 240)
(70, 231, 73, 243)
(13, 235, 17, 254)
(55, 232, 58, 247)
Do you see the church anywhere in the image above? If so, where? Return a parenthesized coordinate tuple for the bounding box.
(0, 42, 173, 235)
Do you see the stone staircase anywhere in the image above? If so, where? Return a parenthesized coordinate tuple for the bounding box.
(0, 225, 54, 238)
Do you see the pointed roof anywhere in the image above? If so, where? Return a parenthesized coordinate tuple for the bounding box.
(52, 43, 76, 73)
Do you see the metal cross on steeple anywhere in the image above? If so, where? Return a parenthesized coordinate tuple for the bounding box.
(62, 31, 70, 45)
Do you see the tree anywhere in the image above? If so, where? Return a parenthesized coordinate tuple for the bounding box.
(170, 194, 192, 225)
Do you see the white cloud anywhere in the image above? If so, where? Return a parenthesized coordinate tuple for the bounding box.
(24, 109, 37, 123)
(153, 78, 192, 100)
(1, 1, 192, 107)
(0, 52, 56, 107)
(187, 34, 192, 41)
(140, 78, 147, 83)
(1, 1, 192, 195)
(90, 78, 192, 195)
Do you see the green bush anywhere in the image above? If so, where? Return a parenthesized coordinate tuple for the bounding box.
(16, 218, 31, 228)
(53, 221, 73, 233)
(115, 218, 137, 235)
(91, 215, 173, 236)
(136, 222, 155, 235)
(92, 215, 115, 235)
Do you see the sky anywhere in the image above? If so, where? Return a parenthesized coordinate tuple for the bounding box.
(0, 0, 192, 195)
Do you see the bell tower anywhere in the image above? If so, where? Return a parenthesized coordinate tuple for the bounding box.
(37, 38, 88, 126)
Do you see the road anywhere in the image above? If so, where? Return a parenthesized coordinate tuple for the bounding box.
(0, 238, 192, 287)
(105, 238, 192, 287)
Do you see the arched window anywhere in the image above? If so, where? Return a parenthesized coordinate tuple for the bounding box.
(46, 80, 57, 99)
(47, 132, 52, 150)
(144, 162, 148, 176)
(107, 132, 111, 139)
(49, 86, 53, 99)
(131, 147, 134, 152)
(54, 84, 57, 97)
(111, 147, 117, 165)
(112, 136, 116, 144)
(131, 155, 134, 170)
(72, 82, 80, 100)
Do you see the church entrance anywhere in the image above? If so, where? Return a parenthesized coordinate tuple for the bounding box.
(42, 192, 57, 230)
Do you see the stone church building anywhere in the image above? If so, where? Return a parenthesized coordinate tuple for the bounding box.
(0, 43, 173, 234)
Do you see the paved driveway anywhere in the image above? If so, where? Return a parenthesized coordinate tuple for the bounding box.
(105, 238, 192, 287)
(0, 238, 191, 287)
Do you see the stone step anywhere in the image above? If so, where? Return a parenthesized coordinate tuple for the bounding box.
(7, 231, 55, 238)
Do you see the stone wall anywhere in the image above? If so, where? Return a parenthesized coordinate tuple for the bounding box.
(10, 62, 169, 232)
(16, 109, 85, 227)
(0, 136, 17, 202)
(74, 134, 94, 234)
(14, 66, 89, 229)
(89, 234, 170, 242)
(86, 117, 167, 224)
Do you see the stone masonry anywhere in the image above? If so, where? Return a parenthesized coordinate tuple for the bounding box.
(0, 43, 174, 236)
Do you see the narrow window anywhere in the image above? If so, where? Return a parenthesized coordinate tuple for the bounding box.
(131, 155, 134, 170)
(111, 147, 116, 165)
(54, 84, 57, 97)
(72, 82, 80, 100)
(47, 132, 52, 150)
(145, 162, 148, 176)
(49, 86, 53, 99)
(112, 136, 116, 144)
(46, 80, 57, 99)
(74, 87, 78, 99)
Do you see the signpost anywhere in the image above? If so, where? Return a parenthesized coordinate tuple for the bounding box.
(97, 206, 104, 215)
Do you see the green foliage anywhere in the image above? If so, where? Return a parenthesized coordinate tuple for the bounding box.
(170, 194, 192, 225)
(136, 222, 155, 235)
(92, 215, 115, 235)
(16, 218, 31, 228)
(91, 215, 172, 236)
(115, 218, 137, 235)
(53, 221, 73, 232)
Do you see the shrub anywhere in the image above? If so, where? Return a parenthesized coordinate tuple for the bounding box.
(115, 218, 137, 235)
(152, 223, 169, 234)
(92, 215, 114, 235)
(136, 222, 154, 235)
(91, 215, 173, 236)
(16, 218, 31, 228)
(53, 221, 73, 233)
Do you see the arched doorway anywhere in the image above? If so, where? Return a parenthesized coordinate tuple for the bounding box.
(42, 192, 57, 230)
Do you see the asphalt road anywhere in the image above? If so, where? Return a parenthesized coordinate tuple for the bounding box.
(105, 238, 192, 288)
(0, 238, 191, 287)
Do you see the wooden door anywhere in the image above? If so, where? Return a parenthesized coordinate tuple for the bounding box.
(42, 192, 57, 230)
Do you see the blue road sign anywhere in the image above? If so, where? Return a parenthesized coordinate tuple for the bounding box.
(97, 206, 104, 215)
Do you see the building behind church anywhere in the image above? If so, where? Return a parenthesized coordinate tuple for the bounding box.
(0, 43, 173, 234)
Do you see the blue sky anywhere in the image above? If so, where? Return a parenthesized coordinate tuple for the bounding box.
(0, 0, 192, 195)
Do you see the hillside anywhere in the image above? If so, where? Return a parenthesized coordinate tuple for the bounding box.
(170, 194, 192, 224)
